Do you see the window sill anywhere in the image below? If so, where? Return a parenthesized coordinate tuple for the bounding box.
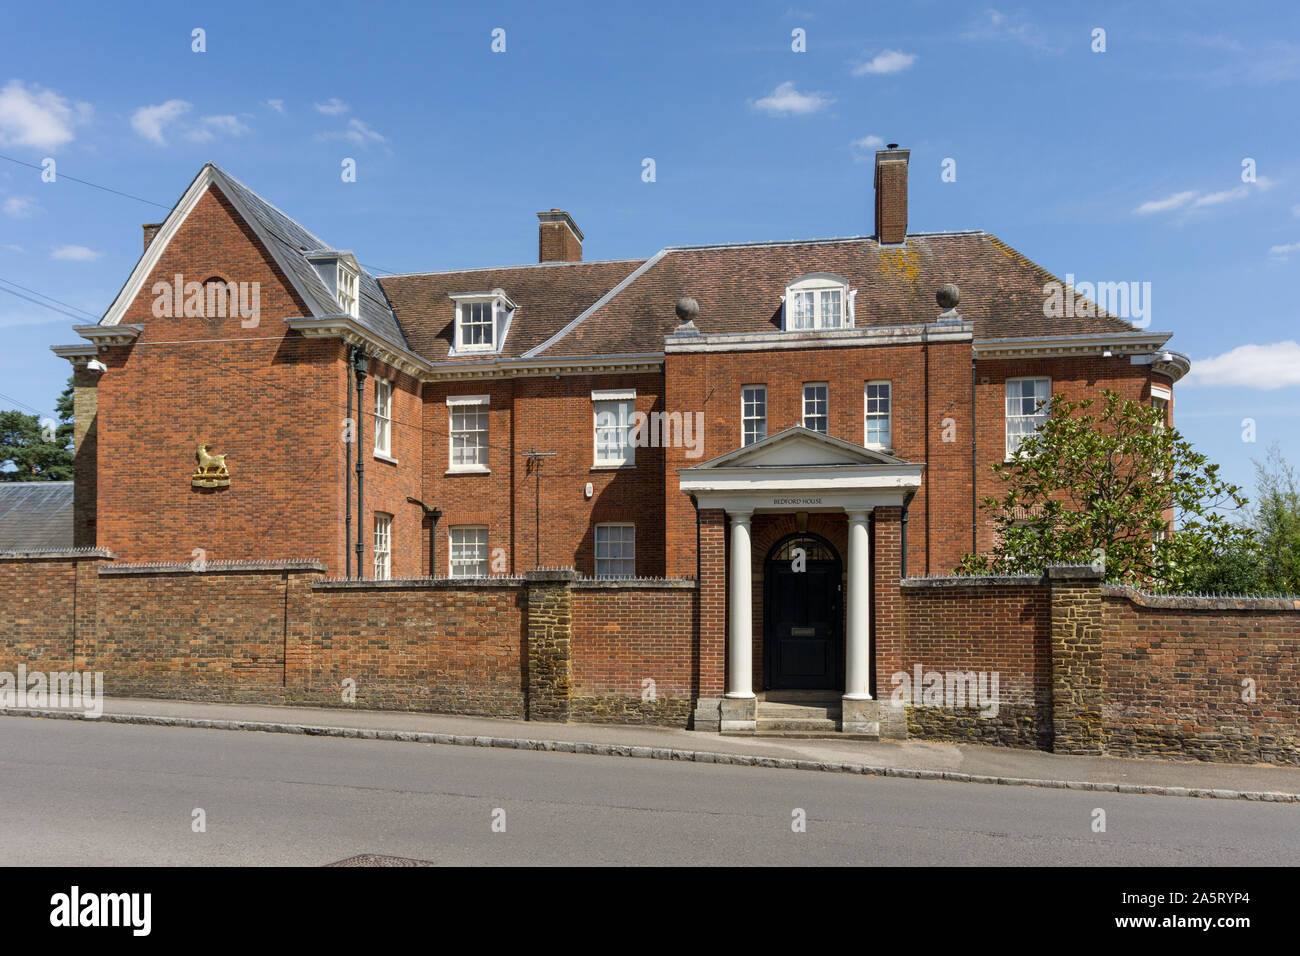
(446, 465, 490, 475)
(374, 452, 399, 466)
(591, 463, 635, 471)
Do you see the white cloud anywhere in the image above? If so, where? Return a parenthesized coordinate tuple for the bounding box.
(184, 114, 251, 143)
(130, 99, 191, 145)
(1134, 190, 1197, 214)
(265, 99, 286, 114)
(314, 98, 349, 115)
(751, 81, 833, 116)
(850, 135, 885, 162)
(1135, 179, 1271, 216)
(1268, 240, 1300, 258)
(852, 50, 917, 76)
(2, 243, 24, 254)
(1192, 185, 1249, 207)
(1183, 341, 1300, 389)
(0, 80, 91, 151)
(50, 244, 101, 261)
(316, 117, 389, 150)
(3, 196, 36, 218)
(962, 8, 1054, 51)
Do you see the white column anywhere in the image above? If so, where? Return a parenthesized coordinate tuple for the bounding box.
(726, 510, 755, 699)
(844, 509, 872, 700)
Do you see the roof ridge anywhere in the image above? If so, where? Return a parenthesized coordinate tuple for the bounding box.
(379, 257, 646, 279)
(521, 249, 670, 358)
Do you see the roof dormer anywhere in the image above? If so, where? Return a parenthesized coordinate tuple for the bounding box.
(306, 251, 361, 319)
(782, 273, 854, 331)
(449, 288, 517, 354)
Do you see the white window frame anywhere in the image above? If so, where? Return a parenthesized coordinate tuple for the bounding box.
(373, 513, 392, 581)
(592, 388, 636, 468)
(446, 394, 490, 473)
(802, 382, 829, 434)
(864, 380, 892, 450)
(783, 274, 852, 331)
(595, 523, 636, 578)
(373, 377, 393, 459)
(741, 385, 767, 446)
(449, 526, 489, 578)
(450, 289, 516, 355)
(1005, 377, 1052, 459)
(337, 263, 359, 319)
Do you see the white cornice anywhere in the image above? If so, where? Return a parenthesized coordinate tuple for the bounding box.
(973, 331, 1172, 361)
(73, 324, 144, 346)
(666, 321, 973, 353)
(288, 317, 431, 377)
(287, 316, 663, 382)
(50, 344, 98, 367)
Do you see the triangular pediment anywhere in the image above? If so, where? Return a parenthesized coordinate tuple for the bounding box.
(690, 427, 910, 470)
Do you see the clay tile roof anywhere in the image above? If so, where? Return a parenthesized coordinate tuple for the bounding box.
(377, 259, 646, 362)
(530, 233, 1142, 358)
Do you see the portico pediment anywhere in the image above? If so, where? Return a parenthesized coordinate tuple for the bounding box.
(679, 427, 924, 513)
(691, 426, 907, 469)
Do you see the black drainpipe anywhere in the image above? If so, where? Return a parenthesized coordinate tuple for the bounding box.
(352, 348, 368, 578)
(900, 490, 916, 578)
(970, 353, 978, 555)
(344, 348, 353, 579)
(408, 497, 443, 578)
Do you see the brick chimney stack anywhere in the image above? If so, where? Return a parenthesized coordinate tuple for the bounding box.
(142, 222, 164, 252)
(873, 145, 910, 245)
(537, 209, 583, 263)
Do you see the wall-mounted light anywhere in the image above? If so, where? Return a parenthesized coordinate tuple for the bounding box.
(1102, 348, 1113, 358)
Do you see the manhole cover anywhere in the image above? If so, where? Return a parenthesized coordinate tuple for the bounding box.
(326, 854, 436, 867)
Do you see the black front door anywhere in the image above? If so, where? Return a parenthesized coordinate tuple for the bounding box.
(764, 534, 843, 690)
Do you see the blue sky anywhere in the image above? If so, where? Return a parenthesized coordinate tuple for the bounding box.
(1, 0, 1297, 497)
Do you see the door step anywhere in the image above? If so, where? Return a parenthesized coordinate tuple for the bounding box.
(742, 699, 868, 738)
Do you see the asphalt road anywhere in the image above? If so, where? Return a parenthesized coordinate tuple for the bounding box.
(1, 716, 1296, 866)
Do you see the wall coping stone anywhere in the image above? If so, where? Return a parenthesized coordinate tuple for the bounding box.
(573, 578, 697, 590)
(525, 568, 579, 584)
(901, 574, 1045, 589)
(1102, 584, 1300, 613)
(101, 559, 326, 576)
(0, 547, 114, 561)
(314, 576, 523, 590)
(1047, 564, 1104, 581)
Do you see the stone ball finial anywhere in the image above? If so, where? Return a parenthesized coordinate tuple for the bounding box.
(675, 296, 700, 323)
(936, 283, 960, 310)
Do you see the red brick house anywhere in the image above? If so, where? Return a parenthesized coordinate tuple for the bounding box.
(51, 146, 1190, 731)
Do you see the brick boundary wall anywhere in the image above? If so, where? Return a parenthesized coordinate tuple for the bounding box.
(571, 578, 698, 727)
(1101, 584, 1300, 765)
(2, 551, 1297, 761)
(899, 574, 1052, 748)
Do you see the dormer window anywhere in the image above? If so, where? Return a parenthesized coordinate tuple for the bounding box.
(337, 264, 358, 318)
(451, 289, 516, 354)
(784, 274, 852, 331)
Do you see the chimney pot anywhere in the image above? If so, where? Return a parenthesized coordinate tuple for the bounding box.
(537, 210, 583, 263)
(873, 146, 910, 245)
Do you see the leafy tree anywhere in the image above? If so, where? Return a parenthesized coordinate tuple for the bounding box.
(0, 377, 75, 481)
(1244, 444, 1300, 592)
(957, 389, 1252, 588)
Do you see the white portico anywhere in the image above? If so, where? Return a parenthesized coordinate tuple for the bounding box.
(679, 427, 924, 733)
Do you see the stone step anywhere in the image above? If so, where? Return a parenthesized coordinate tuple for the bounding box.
(756, 703, 841, 721)
(754, 718, 841, 733)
